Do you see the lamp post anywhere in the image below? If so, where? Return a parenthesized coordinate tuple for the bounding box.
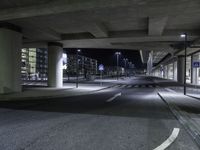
(128, 62, 132, 77)
(63, 53, 67, 80)
(123, 58, 128, 77)
(115, 52, 121, 80)
(181, 33, 187, 95)
(76, 49, 81, 88)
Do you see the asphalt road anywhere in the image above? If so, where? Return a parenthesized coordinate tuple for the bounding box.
(0, 76, 198, 150)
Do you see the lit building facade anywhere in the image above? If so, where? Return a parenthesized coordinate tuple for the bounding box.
(152, 51, 200, 85)
(104, 66, 125, 77)
(66, 54, 97, 76)
(21, 48, 48, 81)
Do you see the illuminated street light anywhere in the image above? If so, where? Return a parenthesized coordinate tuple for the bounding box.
(180, 33, 186, 38)
(115, 52, 121, 55)
(180, 33, 187, 95)
(115, 52, 121, 80)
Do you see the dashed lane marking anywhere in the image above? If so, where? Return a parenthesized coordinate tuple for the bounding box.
(106, 93, 122, 102)
(115, 85, 121, 88)
(121, 85, 126, 88)
(127, 85, 132, 88)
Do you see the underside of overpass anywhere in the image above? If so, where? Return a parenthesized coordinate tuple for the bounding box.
(0, 0, 200, 51)
(1, 0, 200, 93)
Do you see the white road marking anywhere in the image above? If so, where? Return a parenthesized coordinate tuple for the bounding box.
(121, 85, 126, 88)
(153, 128, 180, 150)
(106, 93, 122, 102)
(127, 85, 132, 88)
(115, 85, 121, 88)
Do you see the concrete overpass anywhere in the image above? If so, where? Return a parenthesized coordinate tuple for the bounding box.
(0, 0, 200, 93)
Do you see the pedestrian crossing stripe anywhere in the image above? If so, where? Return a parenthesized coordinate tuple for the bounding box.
(121, 85, 126, 88)
(112, 84, 159, 89)
(127, 85, 132, 88)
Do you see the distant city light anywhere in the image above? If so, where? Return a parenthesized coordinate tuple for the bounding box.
(77, 49, 81, 52)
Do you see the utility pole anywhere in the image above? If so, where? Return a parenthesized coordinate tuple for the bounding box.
(115, 52, 121, 80)
(76, 49, 81, 88)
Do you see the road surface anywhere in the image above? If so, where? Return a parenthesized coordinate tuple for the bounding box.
(0, 76, 198, 150)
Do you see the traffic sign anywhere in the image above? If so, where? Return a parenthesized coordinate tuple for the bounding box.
(193, 61, 200, 68)
(98, 64, 104, 71)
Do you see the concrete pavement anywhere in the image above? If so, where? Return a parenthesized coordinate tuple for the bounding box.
(0, 82, 115, 101)
(0, 77, 133, 101)
(0, 76, 199, 150)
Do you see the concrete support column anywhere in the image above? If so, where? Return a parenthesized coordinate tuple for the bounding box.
(191, 55, 198, 85)
(192, 68, 198, 84)
(48, 42, 63, 88)
(177, 55, 185, 84)
(147, 51, 153, 75)
(0, 24, 22, 94)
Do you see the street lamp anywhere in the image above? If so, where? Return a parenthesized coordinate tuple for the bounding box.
(128, 62, 132, 77)
(123, 58, 128, 77)
(115, 52, 121, 80)
(76, 49, 81, 88)
(180, 33, 187, 95)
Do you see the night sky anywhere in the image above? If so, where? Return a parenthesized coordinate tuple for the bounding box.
(64, 48, 143, 69)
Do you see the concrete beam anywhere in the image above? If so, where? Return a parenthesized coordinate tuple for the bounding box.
(23, 42, 48, 48)
(148, 16, 168, 36)
(15, 20, 61, 40)
(61, 29, 199, 41)
(175, 47, 200, 56)
(111, 42, 174, 50)
(23, 27, 61, 41)
(0, 0, 136, 21)
(88, 23, 108, 38)
(61, 39, 174, 51)
(191, 37, 200, 46)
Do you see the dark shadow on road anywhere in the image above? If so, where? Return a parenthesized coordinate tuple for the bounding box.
(0, 90, 174, 120)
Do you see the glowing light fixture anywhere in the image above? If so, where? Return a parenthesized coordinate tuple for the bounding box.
(180, 33, 186, 38)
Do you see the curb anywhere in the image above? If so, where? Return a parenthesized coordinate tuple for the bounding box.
(0, 84, 116, 102)
(157, 92, 200, 148)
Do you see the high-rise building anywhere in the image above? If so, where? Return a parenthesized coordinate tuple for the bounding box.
(66, 54, 97, 77)
(21, 48, 48, 81)
(36, 48, 48, 80)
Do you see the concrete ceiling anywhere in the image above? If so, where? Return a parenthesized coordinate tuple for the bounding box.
(1, 0, 200, 62)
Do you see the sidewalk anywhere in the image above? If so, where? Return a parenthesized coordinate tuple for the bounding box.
(0, 77, 133, 101)
(157, 88, 200, 147)
(153, 77, 200, 99)
(0, 83, 115, 101)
